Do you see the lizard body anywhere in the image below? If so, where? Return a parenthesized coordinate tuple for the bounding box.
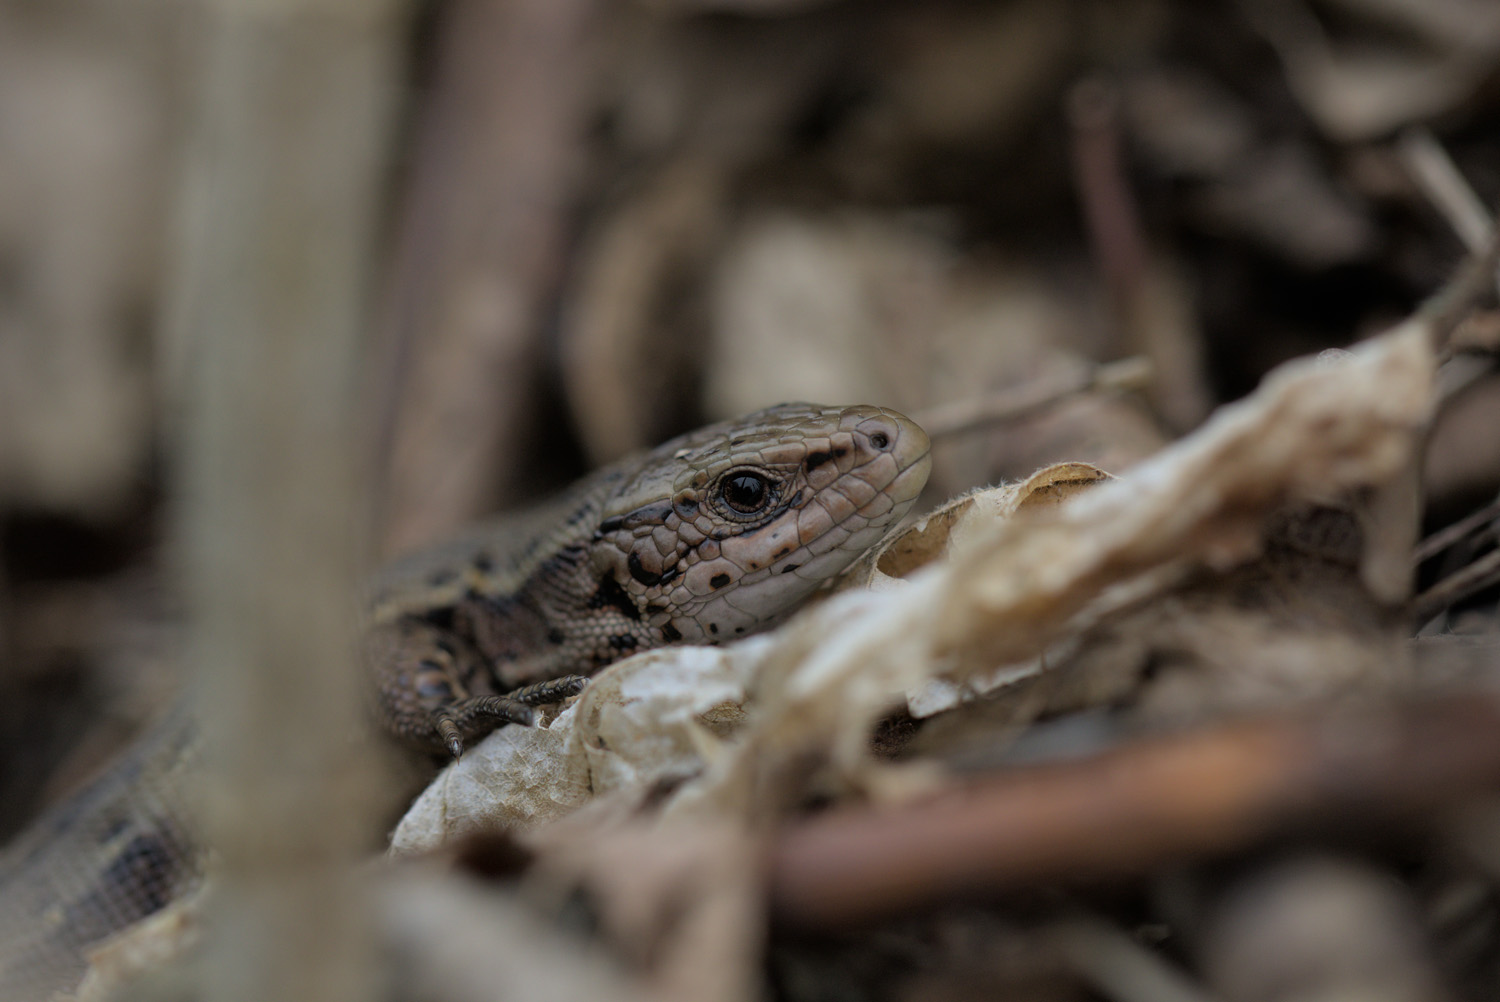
(0, 402, 930, 1001)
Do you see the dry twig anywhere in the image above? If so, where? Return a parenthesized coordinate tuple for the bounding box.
(1414, 496, 1500, 564)
(1410, 548, 1500, 625)
(1068, 78, 1210, 431)
(1398, 127, 1493, 255)
(768, 695, 1500, 929)
(913, 357, 1153, 440)
(374, 0, 600, 554)
(170, 1, 405, 999)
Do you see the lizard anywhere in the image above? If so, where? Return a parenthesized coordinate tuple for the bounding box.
(0, 401, 931, 1002)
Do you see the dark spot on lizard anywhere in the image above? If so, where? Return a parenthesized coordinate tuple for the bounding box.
(597, 515, 624, 534)
(588, 575, 641, 621)
(781, 563, 800, 574)
(609, 634, 638, 651)
(620, 501, 674, 530)
(628, 552, 663, 587)
(547, 628, 565, 645)
(645, 602, 668, 615)
(423, 608, 456, 630)
(95, 829, 189, 920)
(804, 451, 832, 471)
(472, 553, 494, 572)
(734, 626, 745, 634)
(833, 446, 847, 458)
(708, 622, 719, 635)
(658, 564, 680, 586)
(710, 573, 731, 589)
(538, 542, 588, 574)
(774, 546, 792, 558)
(661, 622, 683, 642)
(674, 497, 699, 519)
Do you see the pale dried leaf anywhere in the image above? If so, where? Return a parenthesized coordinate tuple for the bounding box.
(843, 462, 1113, 590)
(390, 643, 766, 853)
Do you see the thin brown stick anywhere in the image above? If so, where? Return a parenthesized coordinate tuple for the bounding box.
(913, 356, 1153, 440)
(1414, 495, 1500, 563)
(1069, 79, 1148, 322)
(1414, 219, 1500, 349)
(1398, 127, 1493, 254)
(768, 695, 1500, 930)
(1410, 547, 1500, 624)
(373, 0, 600, 555)
(1068, 78, 1211, 431)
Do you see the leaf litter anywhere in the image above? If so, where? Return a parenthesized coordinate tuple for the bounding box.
(324, 312, 1500, 1002)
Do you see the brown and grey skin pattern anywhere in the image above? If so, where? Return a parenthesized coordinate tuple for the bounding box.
(0, 403, 930, 1001)
(366, 402, 931, 758)
(0, 704, 200, 1002)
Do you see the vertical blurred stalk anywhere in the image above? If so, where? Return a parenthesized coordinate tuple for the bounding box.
(169, 0, 406, 1000)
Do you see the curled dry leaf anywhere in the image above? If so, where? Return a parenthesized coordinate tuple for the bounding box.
(392, 321, 1433, 842)
(841, 461, 1114, 590)
(391, 643, 768, 853)
(843, 462, 1115, 721)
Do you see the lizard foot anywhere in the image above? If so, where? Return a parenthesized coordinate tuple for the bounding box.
(505, 675, 589, 707)
(434, 677, 590, 758)
(435, 695, 533, 759)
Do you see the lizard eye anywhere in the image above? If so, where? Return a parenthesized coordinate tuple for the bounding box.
(720, 472, 772, 514)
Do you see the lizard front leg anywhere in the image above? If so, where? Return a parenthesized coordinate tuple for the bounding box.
(364, 617, 584, 758)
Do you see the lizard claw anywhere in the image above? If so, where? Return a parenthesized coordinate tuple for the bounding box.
(437, 715, 465, 759)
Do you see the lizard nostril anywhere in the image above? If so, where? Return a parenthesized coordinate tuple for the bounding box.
(869, 431, 890, 450)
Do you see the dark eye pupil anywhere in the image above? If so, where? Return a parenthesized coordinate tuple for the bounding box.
(723, 474, 768, 512)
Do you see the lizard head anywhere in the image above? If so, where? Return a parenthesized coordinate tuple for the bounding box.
(592, 403, 931, 645)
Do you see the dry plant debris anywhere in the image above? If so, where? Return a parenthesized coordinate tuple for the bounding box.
(394, 318, 1431, 843)
(8, 3, 1500, 1002)
(331, 314, 1498, 1002)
